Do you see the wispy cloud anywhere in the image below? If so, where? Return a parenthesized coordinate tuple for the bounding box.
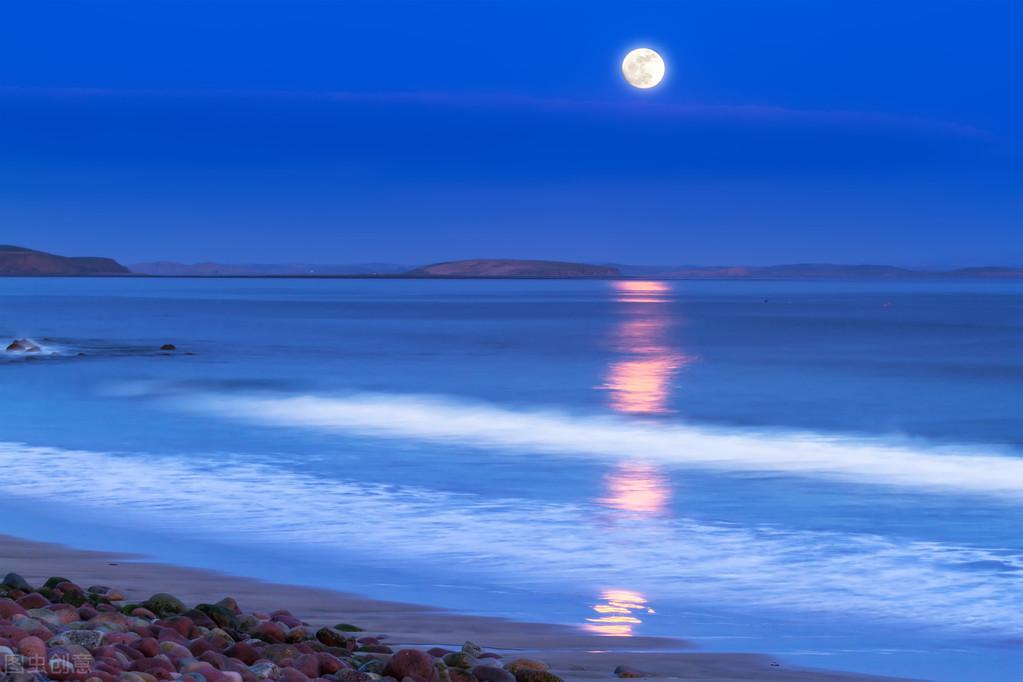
(0, 86, 991, 139)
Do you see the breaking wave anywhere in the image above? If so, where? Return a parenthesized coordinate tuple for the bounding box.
(168, 389, 1023, 497)
(1, 440, 1022, 635)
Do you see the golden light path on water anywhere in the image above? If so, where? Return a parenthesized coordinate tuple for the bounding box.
(587, 281, 688, 635)
(602, 281, 692, 415)
(585, 589, 657, 636)
(601, 463, 671, 514)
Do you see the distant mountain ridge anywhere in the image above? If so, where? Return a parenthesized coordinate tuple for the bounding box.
(2, 246, 1021, 279)
(0, 245, 129, 276)
(610, 262, 1023, 280)
(407, 259, 621, 278)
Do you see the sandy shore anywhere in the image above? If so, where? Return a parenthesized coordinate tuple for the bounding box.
(0, 533, 912, 681)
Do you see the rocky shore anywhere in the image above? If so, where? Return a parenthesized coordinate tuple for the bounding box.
(0, 572, 558, 682)
(0, 536, 910, 682)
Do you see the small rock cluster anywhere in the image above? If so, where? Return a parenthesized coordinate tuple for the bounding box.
(0, 574, 563, 682)
(5, 339, 41, 353)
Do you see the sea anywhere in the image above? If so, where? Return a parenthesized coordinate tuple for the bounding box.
(1, 277, 1021, 681)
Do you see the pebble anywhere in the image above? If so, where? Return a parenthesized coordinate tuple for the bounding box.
(460, 642, 483, 659)
(471, 666, 514, 682)
(503, 660, 547, 675)
(383, 649, 439, 682)
(17, 634, 47, 658)
(613, 665, 651, 678)
(510, 671, 563, 682)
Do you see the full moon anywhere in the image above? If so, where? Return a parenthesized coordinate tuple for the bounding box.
(622, 48, 665, 89)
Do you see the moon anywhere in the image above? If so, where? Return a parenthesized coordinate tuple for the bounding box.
(622, 48, 665, 89)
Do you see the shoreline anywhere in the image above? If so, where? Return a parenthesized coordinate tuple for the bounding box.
(2, 274, 1022, 282)
(0, 533, 913, 681)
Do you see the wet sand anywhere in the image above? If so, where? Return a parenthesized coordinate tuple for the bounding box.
(0, 533, 913, 681)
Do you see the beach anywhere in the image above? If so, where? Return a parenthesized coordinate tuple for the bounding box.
(0, 534, 906, 681)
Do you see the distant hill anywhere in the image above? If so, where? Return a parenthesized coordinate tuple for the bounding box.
(611, 262, 1023, 280)
(130, 261, 409, 276)
(0, 245, 130, 276)
(408, 259, 621, 278)
(946, 267, 1023, 279)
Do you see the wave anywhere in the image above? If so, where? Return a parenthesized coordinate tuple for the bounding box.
(0, 440, 1022, 635)
(166, 388, 1023, 497)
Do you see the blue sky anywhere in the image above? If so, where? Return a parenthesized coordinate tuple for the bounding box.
(1, 0, 1020, 265)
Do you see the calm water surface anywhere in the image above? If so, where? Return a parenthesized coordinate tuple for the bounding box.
(1, 278, 1022, 681)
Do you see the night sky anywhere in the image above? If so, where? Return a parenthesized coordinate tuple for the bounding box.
(1, 0, 1020, 265)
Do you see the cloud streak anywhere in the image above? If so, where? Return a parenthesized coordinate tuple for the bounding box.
(0, 86, 991, 139)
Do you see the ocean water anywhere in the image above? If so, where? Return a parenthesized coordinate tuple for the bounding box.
(1, 277, 1022, 681)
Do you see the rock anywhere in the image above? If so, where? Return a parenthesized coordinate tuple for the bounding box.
(17, 593, 50, 610)
(235, 614, 260, 634)
(6, 339, 41, 353)
(49, 606, 81, 625)
(206, 629, 235, 651)
(285, 626, 311, 644)
(471, 667, 514, 682)
(334, 623, 363, 632)
(460, 643, 482, 659)
(358, 659, 386, 674)
(27, 605, 62, 625)
(278, 666, 310, 682)
(63, 629, 104, 649)
(215, 598, 241, 615)
(43, 577, 72, 590)
(613, 667, 651, 679)
(158, 616, 198, 639)
(183, 609, 217, 629)
(88, 586, 127, 602)
(91, 611, 131, 631)
(78, 605, 100, 620)
(442, 653, 476, 670)
(503, 661, 547, 675)
(315, 627, 351, 648)
(253, 622, 287, 644)
(292, 653, 321, 678)
(2, 574, 33, 592)
(383, 650, 439, 682)
(181, 661, 220, 679)
(195, 604, 239, 630)
(223, 641, 260, 665)
(132, 655, 175, 675)
(316, 652, 347, 674)
(448, 670, 477, 682)
(158, 641, 193, 665)
(425, 648, 450, 659)
(511, 671, 562, 682)
(132, 637, 161, 658)
(0, 598, 28, 618)
(159, 344, 176, 351)
(336, 671, 373, 682)
(143, 594, 186, 618)
(17, 635, 46, 659)
(249, 662, 280, 680)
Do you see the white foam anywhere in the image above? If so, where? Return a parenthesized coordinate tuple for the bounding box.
(0, 441, 1022, 635)
(181, 390, 1023, 497)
